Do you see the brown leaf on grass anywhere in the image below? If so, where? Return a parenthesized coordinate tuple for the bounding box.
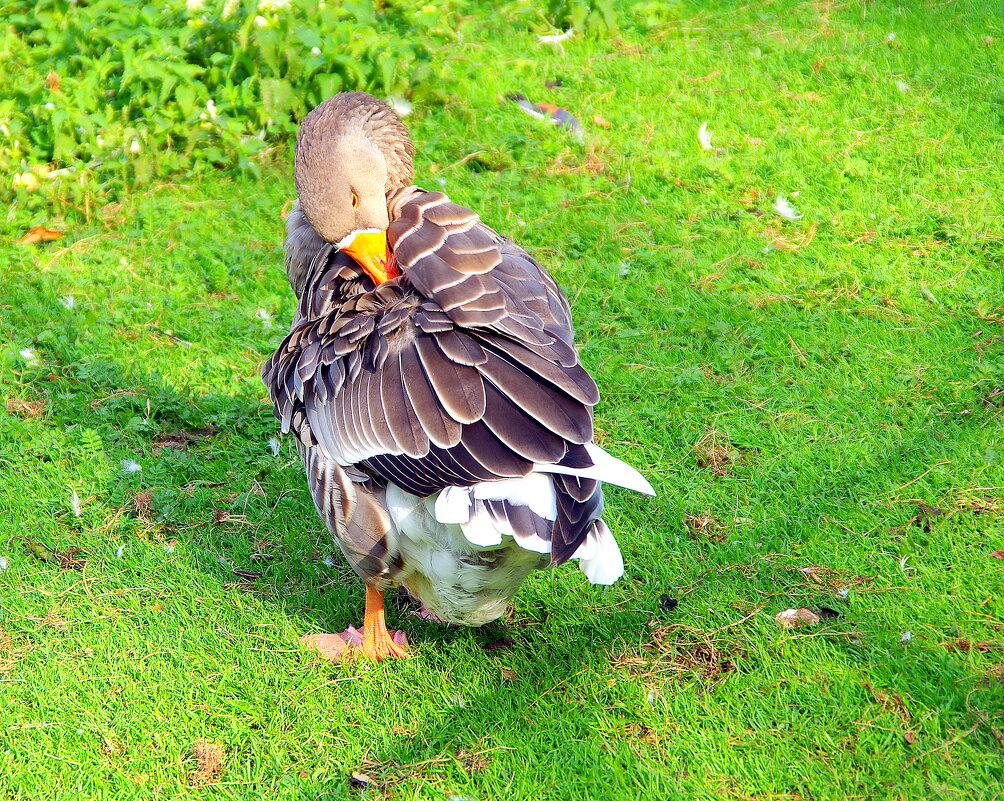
(904, 730, 920, 745)
(46, 71, 61, 92)
(6, 398, 46, 418)
(498, 667, 518, 681)
(189, 739, 224, 786)
(19, 227, 64, 245)
(685, 513, 725, 542)
(232, 569, 262, 580)
(990, 550, 1004, 559)
(548, 140, 609, 176)
(794, 564, 876, 591)
(775, 607, 821, 628)
(592, 114, 611, 129)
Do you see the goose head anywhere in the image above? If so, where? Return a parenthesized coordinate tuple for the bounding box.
(294, 92, 415, 284)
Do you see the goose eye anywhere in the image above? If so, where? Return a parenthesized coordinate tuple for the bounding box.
(351, 192, 359, 208)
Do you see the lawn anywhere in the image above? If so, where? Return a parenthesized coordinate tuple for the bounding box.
(2, 1, 1003, 799)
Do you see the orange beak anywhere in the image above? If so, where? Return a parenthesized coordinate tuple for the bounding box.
(340, 230, 400, 285)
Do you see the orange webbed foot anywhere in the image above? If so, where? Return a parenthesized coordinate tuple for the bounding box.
(300, 626, 409, 661)
(301, 585, 409, 661)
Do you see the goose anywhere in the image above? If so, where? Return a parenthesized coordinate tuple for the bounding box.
(262, 92, 654, 660)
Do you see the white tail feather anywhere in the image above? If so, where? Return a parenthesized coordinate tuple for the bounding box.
(575, 521, 624, 584)
(533, 443, 655, 495)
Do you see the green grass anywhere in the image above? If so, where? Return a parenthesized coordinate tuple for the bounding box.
(2, 1, 1004, 799)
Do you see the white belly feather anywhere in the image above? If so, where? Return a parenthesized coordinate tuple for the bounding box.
(385, 443, 655, 626)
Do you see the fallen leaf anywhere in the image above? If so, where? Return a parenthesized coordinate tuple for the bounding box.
(592, 114, 611, 129)
(693, 432, 741, 475)
(904, 731, 919, 745)
(46, 71, 61, 92)
(775, 608, 821, 628)
(499, 667, 517, 681)
(19, 227, 64, 244)
(991, 550, 1004, 559)
(132, 490, 154, 520)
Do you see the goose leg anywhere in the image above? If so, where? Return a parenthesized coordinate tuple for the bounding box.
(360, 585, 409, 659)
(300, 585, 408, 661)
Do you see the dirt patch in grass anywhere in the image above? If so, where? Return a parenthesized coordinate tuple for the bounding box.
(189, 739, 224, 786)
(693, 432, 743, 475)
(613, 625, 744, 688)
(684, 513, 726, 542)
(152, 426, 218, 455)
(0, 628, 32, 675)
(6, 397, 46, 418)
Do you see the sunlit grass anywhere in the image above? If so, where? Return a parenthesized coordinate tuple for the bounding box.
(1, 1, 1003, 799)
